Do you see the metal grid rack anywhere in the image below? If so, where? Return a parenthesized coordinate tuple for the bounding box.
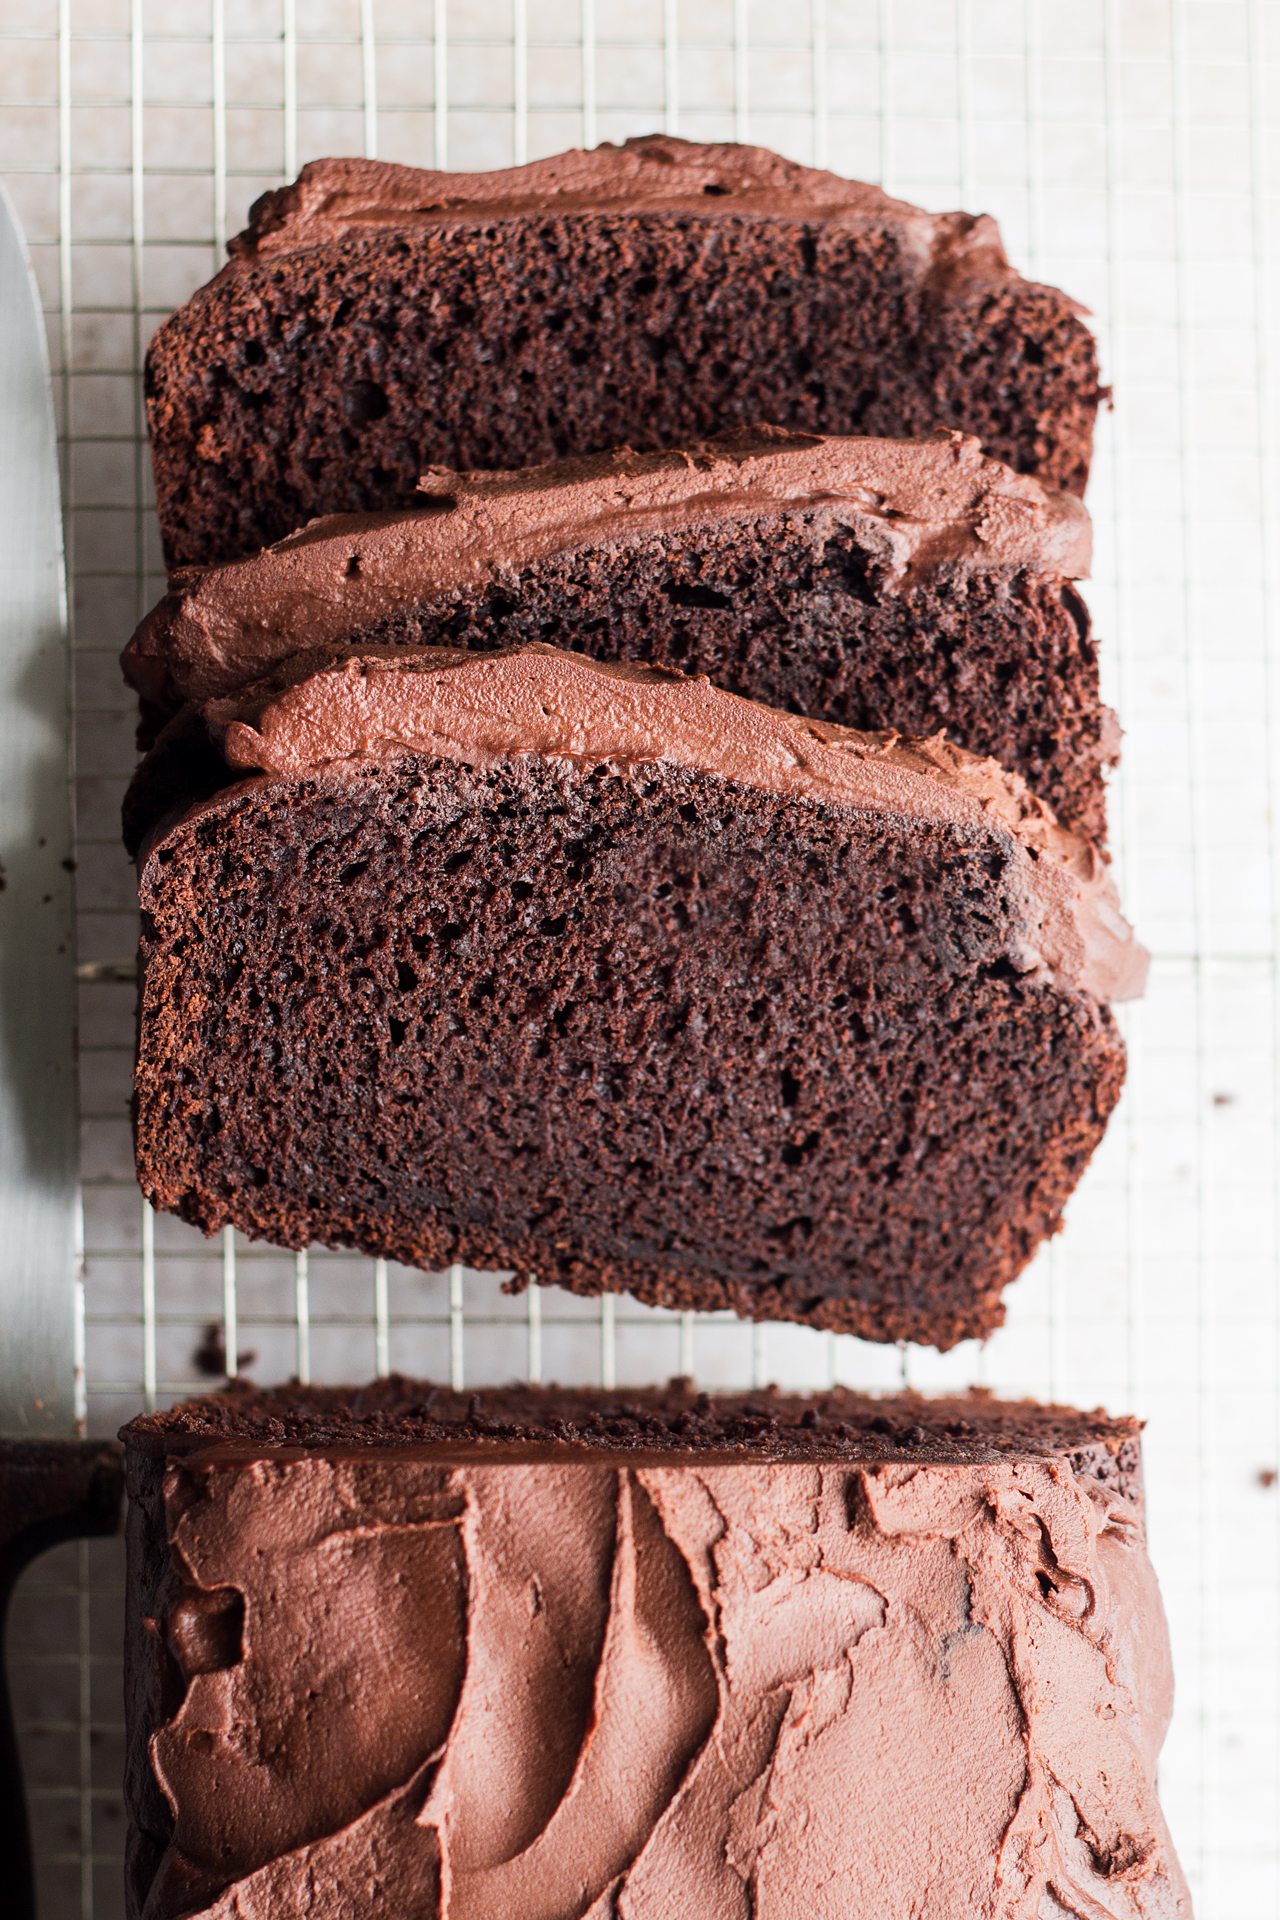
(2, 1, 1279, 1913)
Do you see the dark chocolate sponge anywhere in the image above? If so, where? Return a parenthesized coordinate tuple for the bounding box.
(121, 1379, 1144, 1479)
(145, 141, 1103, 568)
(131, 735, 1127, 1349)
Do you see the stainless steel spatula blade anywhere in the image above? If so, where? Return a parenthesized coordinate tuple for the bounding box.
(0, 181, 80, 1437)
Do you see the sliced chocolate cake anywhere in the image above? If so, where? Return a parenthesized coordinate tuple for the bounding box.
(128, 645, 1144, 1347)
(146, 137, 1104, 568)
(121, 1380, 1190, 1920)
(126, 428, 1112, 840)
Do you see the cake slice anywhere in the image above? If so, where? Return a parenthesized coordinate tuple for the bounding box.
(125, 427, 1112, 840)
(127, 645, 1144, 1347)
(145, 137, 1104, 568)
(121, 1379, 1190, 1920)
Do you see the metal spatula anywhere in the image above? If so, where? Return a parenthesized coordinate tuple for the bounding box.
(0, 182, 123, 1918)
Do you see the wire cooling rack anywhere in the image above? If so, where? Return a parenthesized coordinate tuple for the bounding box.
(3, 1, 1280, 1914)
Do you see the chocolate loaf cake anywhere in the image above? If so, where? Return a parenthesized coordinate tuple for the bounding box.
(128, 645, 1144, 1346)
(121, 1379, 1190, 1920)
(145, 137, 1104, 569)
(125, 428, 1113, 840)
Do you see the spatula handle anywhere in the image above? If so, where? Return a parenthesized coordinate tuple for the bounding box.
(0, 1441, 124, 1920)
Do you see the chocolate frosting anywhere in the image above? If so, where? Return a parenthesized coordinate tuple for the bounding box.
(144, 1442, 1189, 1919)
(227, 138, 1058, 318)
(195, 643, 1147, 1003)
(123, 426, 1091, 714)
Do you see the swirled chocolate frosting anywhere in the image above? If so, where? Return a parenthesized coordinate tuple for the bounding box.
(125, 1385, 1190, 1920)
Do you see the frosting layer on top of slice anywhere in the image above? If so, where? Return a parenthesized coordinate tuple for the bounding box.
(198, 643, 1146, 1004)
(228, 136, 1041, 297)
(123, 427, 1090, 712)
